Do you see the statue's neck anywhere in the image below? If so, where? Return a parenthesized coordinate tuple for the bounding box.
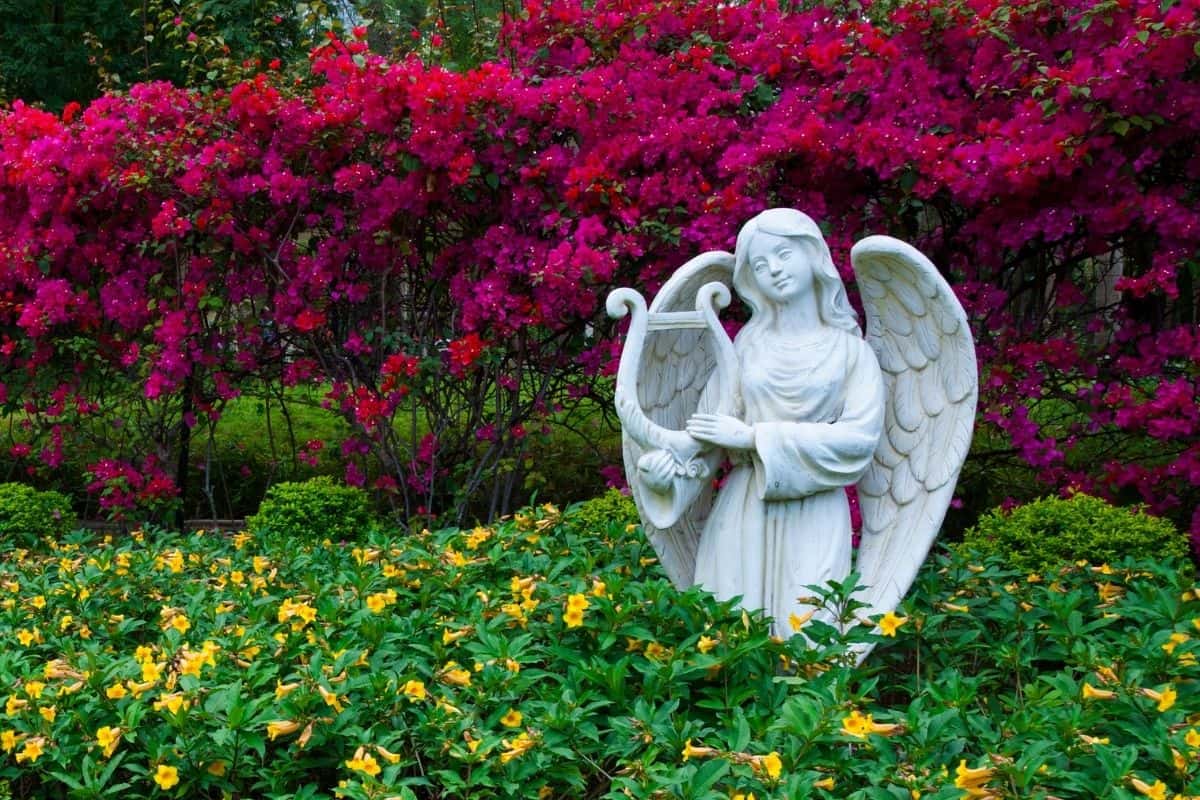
(768, 294, 821, 333)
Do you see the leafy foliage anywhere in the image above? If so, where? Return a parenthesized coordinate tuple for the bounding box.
(0, 483, 75, 549)
(247, 476, 376, 542)
(0, 0, 343, 110)
(562, 489, 638, 536)
(0, 501, 1195, 798)
(962, 493, 1189, 573)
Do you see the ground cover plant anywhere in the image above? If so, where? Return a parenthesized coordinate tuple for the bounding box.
(0, 0, 1196, 537)
(0, 498, 1195, 799)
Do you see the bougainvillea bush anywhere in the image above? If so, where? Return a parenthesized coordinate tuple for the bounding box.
(0, 502, 1195, 798)
(0, 0, 1197, 532)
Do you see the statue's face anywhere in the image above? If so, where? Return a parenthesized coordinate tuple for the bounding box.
(746, 232, 814, 304)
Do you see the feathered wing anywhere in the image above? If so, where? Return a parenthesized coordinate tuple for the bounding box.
(620, 251, 735, 589)
(852, 236, 978, 631)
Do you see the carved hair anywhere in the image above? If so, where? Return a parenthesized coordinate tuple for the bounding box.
(732, 208, 859, 334)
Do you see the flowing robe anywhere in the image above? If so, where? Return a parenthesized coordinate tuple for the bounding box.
(692, 327, 885, 635)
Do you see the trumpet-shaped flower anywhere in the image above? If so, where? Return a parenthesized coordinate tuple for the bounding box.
(1130, 778, 1168, 800)
(954, 759, 996, 791)
(500, 732, 536, 763)
(153, 764, 180, 790)
(96, 726, 121, 758)
(1139, 685, 1177, 712)
(267, 719, 302, 740)
(346, 746, 381, 776)
(878, 611, 908, 637)
(1082, 682, 1116, 701)
(15, 736, 44, 764)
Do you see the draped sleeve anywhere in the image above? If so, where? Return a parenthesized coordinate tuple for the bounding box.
(751, 335, 885, 501)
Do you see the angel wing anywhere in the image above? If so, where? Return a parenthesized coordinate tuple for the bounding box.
(609, 251, 735, 589)
(852, 236, 978, 637)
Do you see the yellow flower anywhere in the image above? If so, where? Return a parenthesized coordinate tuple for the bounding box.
(1097, 583, 1125, 604)
(24, 681, 45, 698)
(30, 595, 45, 609)
(275, 681, 300, 701)
(0, 730, 17, 752)
(141, 660, 163, 683)
(318, 684, 345, 713)
(346, 746, 382, 776)
(681, 739, 719, 761)
(206, 761, 227, 776)
(402, 680, 427, 701)
(1186, 728, 1200, 749)
(134, 645, 154, 663)
(591, 579, 606, 597)
(439, 663, 472, 687)
(954, 759, 995, 791)
(96, 726, 121, 758)
(500, 732, 536, 763)
(1078, 733, 1110, 746)
(840, 709, 904, 738)
(563, 607, 584, 628)
(1130, 778, 1168, 800)
(15, 736, 44, 763)
(442, 627, 471, 645)
(500, 709, 523, 728)
(43, 659, 81, 680)
(16, 628, 37, 647)
(168, 614, 190, 634)
(375, 744, 402, 764)
(755, 751, 783, 780)
(267, 720, 302, 741)
(38, 706, 56, 723)
(697, 635, 718, 654)
(1082, 682, 1116, 701)
(1162, 632, 1190, 654)
(878, 611, 908, 637)
(788, 609, 816, 632)
(1139, 685, 1177, 712)
(814, 775, 836, 790)
(566, 593, 589, 612)
(154, 693, 189, 715)
(153, 764, 180, 790)
(5, 695, 28, 715)
(500, 602, 528, 627)
(644, 642, 669, 661)
(465, 526, 492, 549)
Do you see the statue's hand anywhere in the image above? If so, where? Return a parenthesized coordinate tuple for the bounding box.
(686, 413, 755, 451)
(637, 449, 679, 494)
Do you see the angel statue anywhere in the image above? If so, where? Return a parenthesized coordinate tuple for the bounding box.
(607, 208, 976, 658)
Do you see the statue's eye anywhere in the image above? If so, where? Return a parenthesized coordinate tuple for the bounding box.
(778, 249, 792, 261)
(753, 261, 767, 273)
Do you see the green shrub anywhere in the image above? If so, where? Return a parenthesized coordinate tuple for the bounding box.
(246, 476, 376, 542)
(0, 482, 76, 548)
(564, 487, 639, 533)
(0, 503, 1197, 799)
(960, 492, 1187, 573)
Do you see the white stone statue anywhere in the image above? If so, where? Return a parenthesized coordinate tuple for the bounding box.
(607, 209, 976, 656)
